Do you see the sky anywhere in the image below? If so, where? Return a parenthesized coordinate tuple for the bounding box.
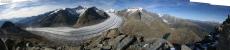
(0, 0, 229, 23)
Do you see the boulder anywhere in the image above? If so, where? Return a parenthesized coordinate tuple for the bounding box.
(116, 36, 136, 50)
(102, 45, 112, 50)
(90, 48, 101, 50)
(181, 45, 192, 50)
(143, 38, 174, 50)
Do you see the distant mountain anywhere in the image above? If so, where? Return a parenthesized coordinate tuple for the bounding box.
(188, 20, 219, 32)
(161, 14, 219, 38)
(17, 6, 86, 27)
(73, 7, 109, 27)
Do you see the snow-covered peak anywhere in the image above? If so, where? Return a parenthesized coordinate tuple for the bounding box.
(49, 6, 87, 15)
(126, 7, 143, 13)
(106, 9, 115, 13)
(75, 6, 85, 9)
(50, 9, 61, 15)
(158, 13, 163, 17)
(61, 8, 66, 10)
(127, 8, 143, 11)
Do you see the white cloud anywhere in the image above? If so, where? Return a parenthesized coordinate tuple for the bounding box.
(0, 0, 63, 20)
(190, 0, 230, 6)
(0, 5, 62, 19)
(0, 0, 34, 5)
(11, 0, 32, 2)
(0, 2, 7, 5)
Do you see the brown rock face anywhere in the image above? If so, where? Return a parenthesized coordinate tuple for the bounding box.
(217, 15, 230, 50)
(74, 7, 109, 27)
(117, 8, 171, 39)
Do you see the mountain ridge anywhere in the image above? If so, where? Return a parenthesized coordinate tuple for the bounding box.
(16, 6, 86, 27)
(73, 7, 109, 28)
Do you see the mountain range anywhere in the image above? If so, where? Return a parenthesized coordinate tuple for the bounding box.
(117, 8, 219, 44)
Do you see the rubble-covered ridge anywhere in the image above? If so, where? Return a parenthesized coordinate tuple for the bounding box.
(217, 15, 230, 50)
(80, 28, 177, 50)
(0, 27, 192, 50)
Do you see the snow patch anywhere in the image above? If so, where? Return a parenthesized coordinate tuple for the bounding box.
(163, 19, 170, 24)
(50, 9, 60, 15)
(76, 9, 86, 13)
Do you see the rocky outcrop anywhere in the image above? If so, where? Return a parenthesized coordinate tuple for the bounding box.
(77, 28, 134, 50)
(74, 7, 109, 28)
(0, 39, 7, 50)
(116, 36, 136, 50)
(217, 15, 230, 50)
(0, 21, 49, 50)
(79, 28, 176, 50)
(181, 45, 192, 50)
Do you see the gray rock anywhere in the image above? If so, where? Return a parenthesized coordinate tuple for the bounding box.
(143, 38, 174, 50)
(181, 45, 192, 50)
(97, 44, 103, 48)
(0, 39, 7, 50)
(116, 36, 135, 50)
(102, 45, 112, 50)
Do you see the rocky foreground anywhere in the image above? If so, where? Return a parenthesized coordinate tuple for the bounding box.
(0, 28, 185, 50)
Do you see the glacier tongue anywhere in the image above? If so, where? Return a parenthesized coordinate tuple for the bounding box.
(26, 12, 123, 45)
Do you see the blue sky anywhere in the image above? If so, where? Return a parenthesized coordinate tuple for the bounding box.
(0, 0, 229, 23)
